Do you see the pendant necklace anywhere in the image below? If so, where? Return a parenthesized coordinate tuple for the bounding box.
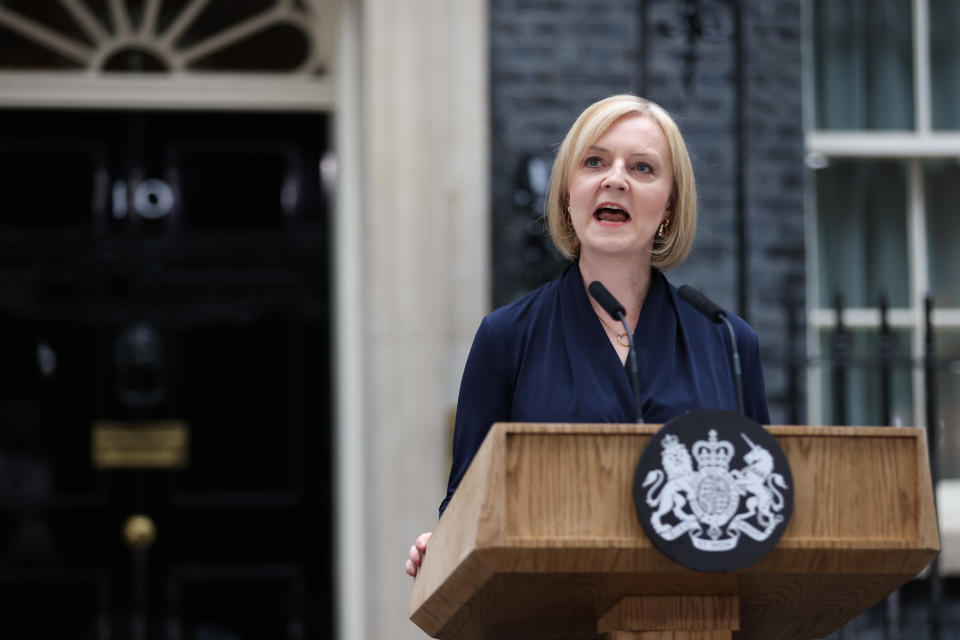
(597, 314, 631, 347)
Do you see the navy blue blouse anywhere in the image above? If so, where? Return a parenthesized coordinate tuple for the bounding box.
(439, 263, 770, 515)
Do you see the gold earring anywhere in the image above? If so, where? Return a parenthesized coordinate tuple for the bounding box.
(656, 218, 670, 240)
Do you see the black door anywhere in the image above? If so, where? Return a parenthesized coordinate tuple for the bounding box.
(0, 110, 332, 639)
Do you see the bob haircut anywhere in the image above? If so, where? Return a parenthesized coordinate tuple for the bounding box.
(545, 95, 697, 271)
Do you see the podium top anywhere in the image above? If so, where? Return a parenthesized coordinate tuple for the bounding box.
(410, 423, 940, 640)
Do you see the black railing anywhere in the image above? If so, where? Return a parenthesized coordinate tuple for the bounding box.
(781, 293, 951, 640)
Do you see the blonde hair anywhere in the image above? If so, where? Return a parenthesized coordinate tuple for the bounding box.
(545, 94, 697, 270)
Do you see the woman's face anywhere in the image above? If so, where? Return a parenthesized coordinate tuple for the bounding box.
(567, 114, 674, 262)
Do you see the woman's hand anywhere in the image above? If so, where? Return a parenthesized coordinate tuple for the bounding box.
(405, 531, 432, 577)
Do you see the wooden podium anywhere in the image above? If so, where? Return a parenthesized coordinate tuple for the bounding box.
(410, 423, 940, 640)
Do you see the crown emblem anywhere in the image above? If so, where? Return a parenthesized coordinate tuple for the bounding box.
(692, 429, 735, 471)
(661, 434, 683, 452)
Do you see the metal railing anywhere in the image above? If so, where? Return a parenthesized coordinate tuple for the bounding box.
(779, 293, 951, 640)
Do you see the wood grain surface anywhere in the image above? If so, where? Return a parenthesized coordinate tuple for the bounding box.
(604, 631, 731, 640)
(607, 632, 733, 640)
(410, 423, 940, 640)
(597, 596, 739, 632)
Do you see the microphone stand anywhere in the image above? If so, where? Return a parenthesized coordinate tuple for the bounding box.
(588, 281, 644, 423)
(678, 284, 746, 417)
(613, 309, 644, 424)
(717, 315, 745, 415)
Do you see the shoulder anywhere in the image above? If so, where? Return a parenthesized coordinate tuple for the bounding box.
(482, 271, 565, 337)
(464, 272, 566, 393)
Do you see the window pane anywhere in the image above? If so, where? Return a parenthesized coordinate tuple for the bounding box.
(925, 160, 960, 308)
(938, 331, 960, 479)
(930, 0, 960, 130)
(0, 3, 88, 70)
(816, 160, 909, 308)
(819, 329, 913, 427)
(813, 0, 914, 130)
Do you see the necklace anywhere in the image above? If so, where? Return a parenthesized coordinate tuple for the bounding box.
(597, 314, 631, 347)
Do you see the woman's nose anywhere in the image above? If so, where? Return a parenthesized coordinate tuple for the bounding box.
(601, 164, 628, 189)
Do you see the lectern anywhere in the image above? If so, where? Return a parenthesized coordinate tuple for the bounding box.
(410, 423, 939, 640)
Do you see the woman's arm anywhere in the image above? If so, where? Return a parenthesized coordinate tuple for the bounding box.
(440, 316, 514, 515)
(408, 316, 514, 578)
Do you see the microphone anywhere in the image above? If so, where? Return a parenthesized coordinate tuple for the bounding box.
(678, 285, 745, 415)
(587, 281, 625, 319)
(588, 281, 644, 424)
(676, 285, 724, 323)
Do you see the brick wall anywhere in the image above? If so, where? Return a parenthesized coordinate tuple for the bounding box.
(740, 0, 806, 422)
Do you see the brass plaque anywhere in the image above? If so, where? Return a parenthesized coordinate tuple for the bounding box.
(92, 420, 189, 469)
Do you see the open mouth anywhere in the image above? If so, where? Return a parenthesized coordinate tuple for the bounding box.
(594, 204, 630, 224)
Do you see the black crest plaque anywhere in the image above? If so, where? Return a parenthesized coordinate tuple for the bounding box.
(633, 410, 794, 572)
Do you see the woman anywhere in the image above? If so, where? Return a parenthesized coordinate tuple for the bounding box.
(406, 94, 769, 577)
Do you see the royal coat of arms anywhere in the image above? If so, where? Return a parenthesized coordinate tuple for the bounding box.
(641, 428, 789, 552)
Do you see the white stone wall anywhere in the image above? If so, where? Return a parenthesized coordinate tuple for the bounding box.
(335, 1, 489, 638)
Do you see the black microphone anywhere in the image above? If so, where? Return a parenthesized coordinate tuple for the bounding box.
(678, 285, 745, 415)
(588, 281, 625, 319)
(588, 281, 644, 424)
(677, 285, 724, 323)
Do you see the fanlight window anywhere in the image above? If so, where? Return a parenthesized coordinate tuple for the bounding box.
(0, 0, 333, 109)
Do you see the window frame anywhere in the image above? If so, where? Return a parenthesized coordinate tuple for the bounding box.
(804, 0, 960, 429)
(0, 0, 335, 111)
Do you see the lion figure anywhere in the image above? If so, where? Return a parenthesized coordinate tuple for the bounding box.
(642, 435, 698, 536)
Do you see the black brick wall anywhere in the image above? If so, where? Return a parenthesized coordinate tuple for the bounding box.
(489, 0, 806, 424)
(739, 0, 806, 422)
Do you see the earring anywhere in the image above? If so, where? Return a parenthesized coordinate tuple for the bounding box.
(656, 218, 670, 240)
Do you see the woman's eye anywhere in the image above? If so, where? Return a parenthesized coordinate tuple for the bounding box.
(634, 162, 653, 173)
(584, 156, 602, 168)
